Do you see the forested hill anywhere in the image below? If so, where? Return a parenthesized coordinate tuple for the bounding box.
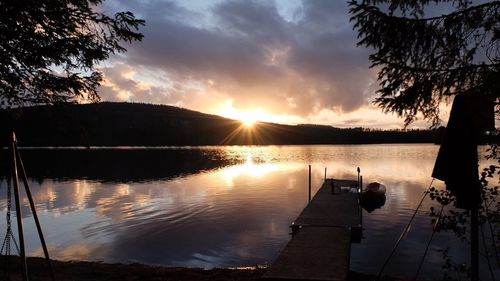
(0, 102, 443, 146)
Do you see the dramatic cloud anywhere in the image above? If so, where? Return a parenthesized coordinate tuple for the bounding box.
(97, 0, 433, 128)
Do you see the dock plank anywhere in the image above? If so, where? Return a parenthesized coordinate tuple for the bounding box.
(262, 227, 351, 281)
(294, 180, 360, 228)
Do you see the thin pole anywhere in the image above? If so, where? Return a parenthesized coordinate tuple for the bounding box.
(357, 167, 361, 192)
(360, 175, 363, 227)
(308, 165, 311, 202)
(15, 139, 55, 281)
(376, 179, 434, 281)
(481, 223, 497, 281)
(324, 167, 326, 181)
(11, 133, 28, 281)
(471, 207, 479, 281)
(415, 204, 444, 280)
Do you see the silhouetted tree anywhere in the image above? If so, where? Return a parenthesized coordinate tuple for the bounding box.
(350, 1, 499, 278)
(0, 0, 144, 107)
(350, 0, 499, 126)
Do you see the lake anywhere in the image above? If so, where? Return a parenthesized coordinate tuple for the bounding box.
(0, 144, 496, 279)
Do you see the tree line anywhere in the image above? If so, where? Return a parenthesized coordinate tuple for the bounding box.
(0, 102, 450, 147)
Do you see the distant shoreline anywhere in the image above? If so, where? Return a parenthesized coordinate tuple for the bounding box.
(2, 142, 439, 150)
(0, 102, 446, 147)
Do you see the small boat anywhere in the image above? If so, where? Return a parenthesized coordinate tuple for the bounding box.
(363, 182, 386, 195)
(361, 182, 387, 213)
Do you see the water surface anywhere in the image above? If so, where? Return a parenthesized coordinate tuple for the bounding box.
(0, 144, 496, 279)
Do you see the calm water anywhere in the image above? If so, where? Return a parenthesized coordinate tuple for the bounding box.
(0, 144, 497, 279)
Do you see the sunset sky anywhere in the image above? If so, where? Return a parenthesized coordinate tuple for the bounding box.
(98, 0, 451, 129)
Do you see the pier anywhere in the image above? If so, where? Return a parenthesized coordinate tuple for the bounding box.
(263, 178, 362, 281)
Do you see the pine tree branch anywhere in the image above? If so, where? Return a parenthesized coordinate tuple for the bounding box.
(351, 0, 500, 22)
(374, 60, 500, 73)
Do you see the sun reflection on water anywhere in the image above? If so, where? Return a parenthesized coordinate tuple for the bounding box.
(221, 153, 279, 183)
(2, 144, 491, 278)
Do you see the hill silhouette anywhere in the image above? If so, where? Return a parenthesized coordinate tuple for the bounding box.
(0, 102, 443, 146)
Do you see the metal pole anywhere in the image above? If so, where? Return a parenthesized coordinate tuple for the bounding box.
(357, 167, 360, 192)
(360, 176, 363, 194)
(471, 207, 479, 281)
(15, 138, 55, 281)
(11, 133, 28, 281)
(360, 175, 363, 225)
(308, 165, 311, 202)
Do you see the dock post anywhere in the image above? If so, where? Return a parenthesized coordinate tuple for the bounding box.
(357, 167, 360, 190)
(360, 175, 363, 229)
(308, 165, 311, 202)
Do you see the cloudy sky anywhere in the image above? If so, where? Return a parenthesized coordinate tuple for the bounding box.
(98, 0, 449, 128)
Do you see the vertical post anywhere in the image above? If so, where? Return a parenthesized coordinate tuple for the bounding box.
(15, 140, 55, 281)
(324, 167, 327, 181)
(471, 207, 479, 281)
(11, 133, 28, 281)
(357, 167, 361, 192)
(308, 165, 311, 202)
(360, 175, 363, 225)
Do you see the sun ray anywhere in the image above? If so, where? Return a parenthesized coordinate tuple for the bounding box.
(217, 101, 299, 145)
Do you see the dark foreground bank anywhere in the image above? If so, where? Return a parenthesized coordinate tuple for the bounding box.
(1, 256, 414, 281)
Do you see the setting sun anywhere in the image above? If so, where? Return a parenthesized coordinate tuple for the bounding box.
(219, 100, 270, 126)
(242, 118, 256, 127)
(216, 99, 305, 126)
(239, 112, 260, 127)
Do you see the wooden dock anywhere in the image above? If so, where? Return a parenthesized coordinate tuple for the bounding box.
(263, 179, 362, 281)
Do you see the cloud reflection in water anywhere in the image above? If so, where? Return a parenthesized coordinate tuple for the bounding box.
(1, 144, 496, 278)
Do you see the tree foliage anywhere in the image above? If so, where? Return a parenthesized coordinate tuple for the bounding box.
(349, 0, 499, 127)
(0, 0, 144, 107)
(350, 1, 500, 277)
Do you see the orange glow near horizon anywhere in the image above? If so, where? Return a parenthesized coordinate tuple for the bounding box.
(217, 102, 271, 144)
(242, 118, 256, 127)
(213, 98, 452, 129)
(219, 100, 273, 125)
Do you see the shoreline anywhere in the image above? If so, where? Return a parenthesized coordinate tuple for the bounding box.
(1, 256, 410, 281)
(2, 256, 264, 281)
